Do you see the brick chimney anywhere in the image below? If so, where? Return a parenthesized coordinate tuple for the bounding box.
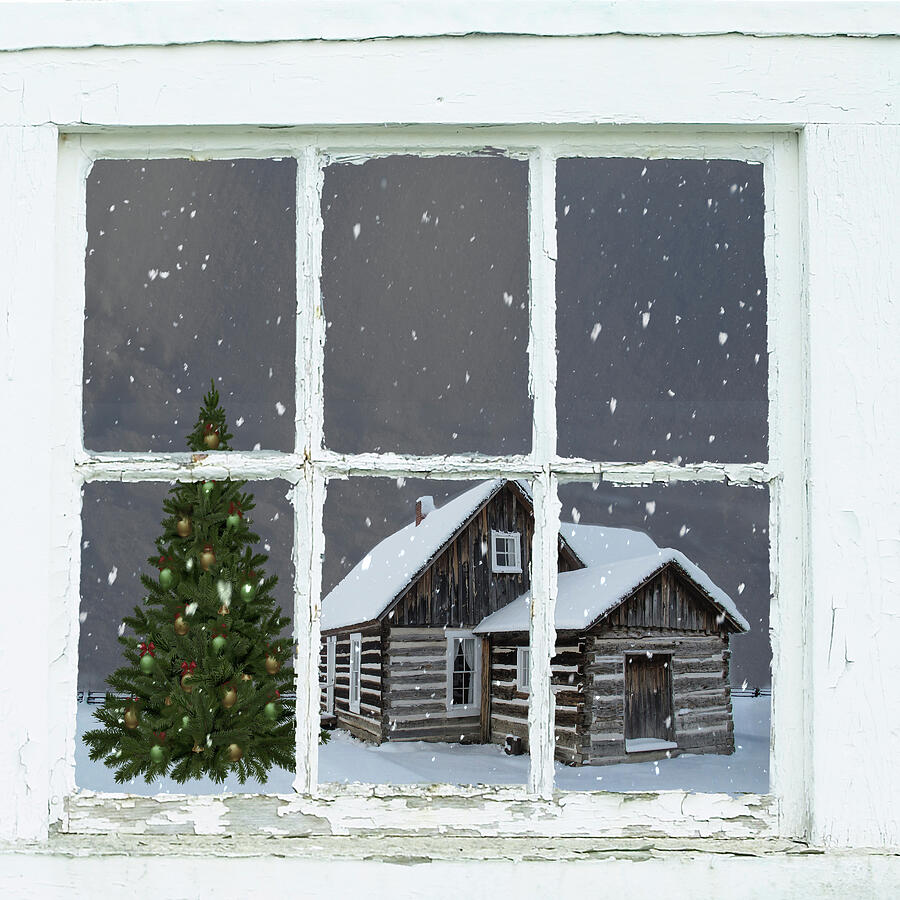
(415, 495, 435, 526)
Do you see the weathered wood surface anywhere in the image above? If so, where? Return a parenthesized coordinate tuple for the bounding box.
(61, 787, 776, 838)
(582, 632, 734, 765)
(322, 625, 384, 742)
(389, 482, 580, 628)
(624, 653, 675, 743)
(598, 566, 738, 634)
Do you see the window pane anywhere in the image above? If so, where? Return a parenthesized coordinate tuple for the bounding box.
(84, 158, 297, 451)
(77, 479, 295, 793)
(321, 155, 531, 455)
(553, 480, 770, 793)
(556, 158, 767, 463)
(318, 476, 533, 786)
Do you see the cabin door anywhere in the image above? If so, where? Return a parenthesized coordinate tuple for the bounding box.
(624, 653, 675, 752)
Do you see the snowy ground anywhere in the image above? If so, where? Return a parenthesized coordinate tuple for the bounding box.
(75, 694, 769, 795)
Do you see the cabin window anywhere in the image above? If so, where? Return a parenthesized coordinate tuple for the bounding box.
(446, 631, 481, 715)
(349, 633, 362, 715)
(491, 530, 522, 573)
(517, 647, 531, 693)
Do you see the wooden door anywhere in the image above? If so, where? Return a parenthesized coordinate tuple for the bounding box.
(624, 653, 674, 743)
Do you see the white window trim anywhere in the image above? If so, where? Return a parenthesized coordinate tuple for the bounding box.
(325, 635, 336, 716)
(517, 647, 531, 694)
(48, 127, 804, 844)
(445, 630, 482, 717)
(491, 529, 522, 573)
(348, 633, 361, 715)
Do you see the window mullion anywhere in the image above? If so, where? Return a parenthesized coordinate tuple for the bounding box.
(293, 145, 326, 795)
(292, 467, 326, 795)
(528, 148, 558, 798)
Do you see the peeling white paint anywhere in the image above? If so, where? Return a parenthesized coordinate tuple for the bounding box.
(0, 11, 896, 887)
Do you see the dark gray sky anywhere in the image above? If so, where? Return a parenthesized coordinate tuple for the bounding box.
(83, 158, 297, 452)
(321, 155, 532, 455)
(81, 154, 770, 691)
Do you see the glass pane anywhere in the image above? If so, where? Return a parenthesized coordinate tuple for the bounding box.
(554, 481, 770, 793)
(77, 479, 295, 793)
(321, 155, 531, 455)
(556, 158, 767, 463)
(318, 476, 536, 786)
(84, 158, 297, 452)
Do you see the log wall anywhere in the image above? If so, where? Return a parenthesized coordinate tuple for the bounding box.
(389, 482, 580, 628)
(488, 632, 585, 765)
(582, 629, 734, 765)
(319, 623, 384, 744)
(382, 626, 482, 743)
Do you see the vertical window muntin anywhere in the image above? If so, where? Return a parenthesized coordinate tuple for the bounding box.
(66, 134, 784, 818)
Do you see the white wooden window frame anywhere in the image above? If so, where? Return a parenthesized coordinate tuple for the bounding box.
(491, 529, 522, 574)
(49, 127, 803, 843)
(517, 647, 531, 694)
(348, 633, 361, 715)
(446, 631, 482, 716)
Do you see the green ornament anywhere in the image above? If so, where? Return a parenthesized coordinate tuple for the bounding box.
(202, 480, 215, 495)
(263, 702, 279, 722)
(226, 513, 241, 529)
(159, 567, 175, 589)
(212, 634, 227, 654)
(149, 745, 165, 764)
(240, 581, 256, 602)
(181, 715, 190, 728)
(139, 654, 155, 674)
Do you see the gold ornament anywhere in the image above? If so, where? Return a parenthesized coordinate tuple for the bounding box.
(218, 604, 230, 616)
(264, 655, 280, 675)
(174, 614, 189, 636)
(199, 546, 216, 571)
(203, 431, 220, 450)
(192, 743, 203, 754)
(221, 686, 237, 709)
(240, 673, 252, 682)
(123, 706, 139, 729)
(164, 696, 172, 707)
(226, 743, 243, 762)
(176, 515, 192, 538)
(181, 673, 194, 693)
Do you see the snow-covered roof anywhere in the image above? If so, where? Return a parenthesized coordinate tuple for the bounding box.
(321, 480, 749, 635)
(474, 522, 750, 635)
(320, 479, 510, 631)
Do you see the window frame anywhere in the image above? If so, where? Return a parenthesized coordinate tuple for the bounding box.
(517, 647, 531, 694)
(491, 529, 522, 574)
(52, 127, 804, 842)
(348, 632, 361, 715)
(445, 630, 482, 717)
(324, 634, 336, 716)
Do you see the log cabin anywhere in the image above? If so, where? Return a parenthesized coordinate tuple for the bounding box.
(319, 479, 749, 765)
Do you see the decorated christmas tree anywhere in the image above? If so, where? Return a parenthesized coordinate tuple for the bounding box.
(83, 384, 295, 784)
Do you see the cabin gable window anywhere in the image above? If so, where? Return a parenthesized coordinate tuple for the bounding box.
(491, 530, 522, 574)
(349, 633, 362, 715)
(446, 631, 481, 716)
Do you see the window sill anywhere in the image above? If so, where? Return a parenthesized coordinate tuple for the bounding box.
(62, 785, 775, 839)
(34, 830, 808, 862)
(625, 739, 678, 754)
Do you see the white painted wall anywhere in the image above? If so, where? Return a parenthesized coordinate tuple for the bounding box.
(1, 2, 900, 891)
